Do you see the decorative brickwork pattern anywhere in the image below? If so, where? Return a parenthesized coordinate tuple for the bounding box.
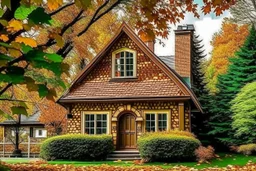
(184, 103, 190, 131)
(171, 105, 180, 129)
(67, 102, 187, 134)
(64, 33, 185, 99)
(175, 33, 191, 78)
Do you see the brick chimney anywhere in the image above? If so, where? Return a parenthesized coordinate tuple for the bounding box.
(174, 24, 194, 86)
(144, 40, 154, 52)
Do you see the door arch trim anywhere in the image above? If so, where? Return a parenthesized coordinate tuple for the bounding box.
(112, 105, 143, 121)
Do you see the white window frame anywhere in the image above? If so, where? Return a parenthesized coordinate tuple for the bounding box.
(144, 110, 171, 132)
(112, 48, 137, 78)
(82, 111, 111, 135)
(11, 129, 27, 137)
(35, 129, 47, 138)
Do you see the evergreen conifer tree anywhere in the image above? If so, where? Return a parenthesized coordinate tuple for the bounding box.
(191, 35, 207, 97)
(191, 34, 212, 144)
(208, 26, 256, 145)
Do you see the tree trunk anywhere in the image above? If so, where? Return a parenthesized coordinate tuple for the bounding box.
(11, 114, 22, 157)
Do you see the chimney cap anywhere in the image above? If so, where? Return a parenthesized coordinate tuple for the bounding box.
(176, 24, 195, 32)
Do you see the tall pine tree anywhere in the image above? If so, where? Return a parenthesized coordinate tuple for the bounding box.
(191, 35, 207, 97)
(208, 26, 256, 145)
(191, 34, 212, 144)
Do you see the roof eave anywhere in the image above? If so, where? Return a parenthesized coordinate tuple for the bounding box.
(58, 96, 191, 103)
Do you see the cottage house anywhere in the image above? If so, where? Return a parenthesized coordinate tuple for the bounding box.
(58, 23, 202, 150)
(0, 111, 47, 141)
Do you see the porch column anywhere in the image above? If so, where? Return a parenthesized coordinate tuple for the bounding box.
(178, 102, 185, 130)
(111, 120, 117, 148)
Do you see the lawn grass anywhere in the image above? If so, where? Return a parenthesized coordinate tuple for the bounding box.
(2, 153, 256, 169)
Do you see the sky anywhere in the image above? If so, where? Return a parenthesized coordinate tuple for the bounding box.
(154, 7, 231, 59)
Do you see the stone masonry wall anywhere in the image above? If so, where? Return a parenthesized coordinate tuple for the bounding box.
(67, 101, 190, 133)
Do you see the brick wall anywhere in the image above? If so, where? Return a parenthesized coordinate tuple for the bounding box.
(68, 101, 190, 134)
(175, 32, 192, 78)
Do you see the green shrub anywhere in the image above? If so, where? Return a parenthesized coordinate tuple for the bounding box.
(237, 144, 256, 155)
(137, 131, 201, 162)
(40, 134, 114, 161)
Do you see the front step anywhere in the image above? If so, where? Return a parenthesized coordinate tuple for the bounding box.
(107, 150, 141, 161)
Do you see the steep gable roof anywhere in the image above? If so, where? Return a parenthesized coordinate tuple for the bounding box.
(58, 23, 202, 113)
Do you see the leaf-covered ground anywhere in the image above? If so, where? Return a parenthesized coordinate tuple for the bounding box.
(2, 153, 256, 170)
(2, 162, 256, 171)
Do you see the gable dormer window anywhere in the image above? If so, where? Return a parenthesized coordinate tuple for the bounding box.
(112, 48, 136, 78)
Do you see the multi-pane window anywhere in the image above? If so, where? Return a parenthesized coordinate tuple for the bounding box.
(114, 50, 135, 78)
(145, 113, 167, 132)
(85, 114, 107, 135)
(85, 114, 95, 134)
(96, 114, 107, 134)
(145, 113, 155, 132)
(158, 113, 167, 131)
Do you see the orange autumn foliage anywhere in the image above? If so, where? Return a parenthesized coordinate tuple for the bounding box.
(36, 4, 120, 79)
(127, 0, 235, 41)
(39, 100, 67, 136)
(205, 22, 249, 94)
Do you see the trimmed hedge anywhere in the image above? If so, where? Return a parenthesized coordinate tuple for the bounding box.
(137, 131, 201, 161)
(40, 134, 114, 161)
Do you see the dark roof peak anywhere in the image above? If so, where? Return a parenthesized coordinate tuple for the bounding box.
(176, 24, 195, 31)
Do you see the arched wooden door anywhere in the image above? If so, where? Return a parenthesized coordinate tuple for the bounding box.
(119, 114, 136, 149)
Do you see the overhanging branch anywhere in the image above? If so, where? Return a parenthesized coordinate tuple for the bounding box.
(49, 2, 75, 16)
(77, 0, 121, 37)
(0, 83, 12, 96)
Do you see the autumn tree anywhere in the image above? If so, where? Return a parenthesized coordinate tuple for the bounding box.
(205, 21, 249, 94)
(38, 99, 67, 136)
(0, 85, 40, 156)
(42, 5, 121, 79)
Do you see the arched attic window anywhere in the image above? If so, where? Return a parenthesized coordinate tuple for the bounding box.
(112, 48, 136, 78)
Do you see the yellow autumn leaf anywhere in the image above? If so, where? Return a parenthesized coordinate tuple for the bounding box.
(0, 34, 9, 42)
(8, 48, 22, 57)
(15, 37, 37, 47)
(47, 0, 63, 11)
(0, 46, 7, 54)
(7, 19, 23, 32)
(10, 42, 21, 49)
(53, 34, 64, 47)
(31, 0, 43, 5)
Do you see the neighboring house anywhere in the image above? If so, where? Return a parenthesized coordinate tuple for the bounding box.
(58, 23, 202, 150)
(0, 111, 47, 142)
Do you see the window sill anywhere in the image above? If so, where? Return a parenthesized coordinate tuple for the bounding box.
(110, 77, 138, 82)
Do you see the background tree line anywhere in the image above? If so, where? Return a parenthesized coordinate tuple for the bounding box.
(192, 0, 256, 149)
